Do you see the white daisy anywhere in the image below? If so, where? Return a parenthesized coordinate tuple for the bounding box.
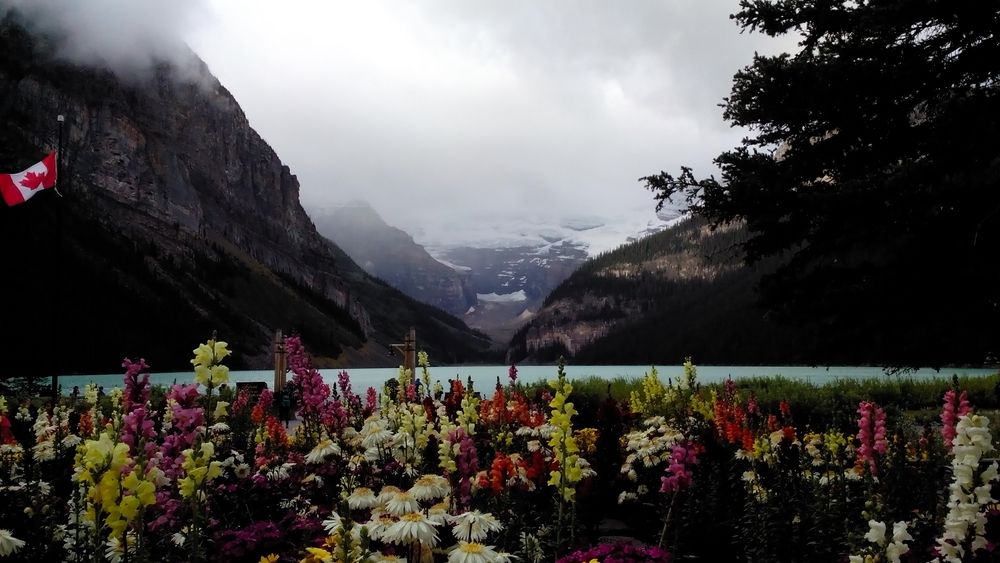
(427, 501, 450, 525)
(386, 491, 421, 516)
(348, 487, 378, 510)
(322, 512, 343, 534)
(449, 511, 503, 543)
(302, 474, 324, 488)
(104, 537, 123, 563)
(383, 512, 439, 546)
(366, 512, 397, 541)
(234, 463, 252, 479)
(0, 529, 26, 556)
(447, 541, 499, 563)
(306, 439, 341, 464)
(409, 475, 451, 501)
(361, 419, 393, 449)
(377, 486, 403, 504)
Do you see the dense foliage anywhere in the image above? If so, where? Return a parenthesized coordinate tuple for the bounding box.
(643, 0, 1000, 367)
(2, 339, 1000, 562)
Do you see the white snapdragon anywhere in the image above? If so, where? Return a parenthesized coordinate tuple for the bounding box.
(850, 519, 912, 563)
(935, 414, 999, 562)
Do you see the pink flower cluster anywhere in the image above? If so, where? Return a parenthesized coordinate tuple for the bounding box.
(286, 336, 331, 419)
(336, 370, 364, 418)
(286, 336, 349, 432)
(940, 388, 971, 451)
(448, 427, 479, 510)
(122, 357, 151, 412)
(660, 441, 700, 494)
(856, 401, 887, 475)
(121, 358, 156, 453)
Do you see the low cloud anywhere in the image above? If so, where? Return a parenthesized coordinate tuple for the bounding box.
(0, 0, 212, 73)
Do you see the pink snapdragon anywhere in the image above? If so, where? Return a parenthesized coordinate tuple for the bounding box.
(940, 388, 971, 451)
(365, 387, 378, 416)
(508, 364, 518, 385)
(286, 336, 331, 419)
(159, 383, 204, 479)
(337, 370, 364, 417)
(448, 427, 479, 510)
(122, 357, 151, 412)
(856, 401, 887, 475)
(120, 358, 156, 452)
(660, 441, 700, 494)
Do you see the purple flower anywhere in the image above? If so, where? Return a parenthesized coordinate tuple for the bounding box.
(556, 541, 671, 563)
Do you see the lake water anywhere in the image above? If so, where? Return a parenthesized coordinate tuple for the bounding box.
(56, 364, 998, 394)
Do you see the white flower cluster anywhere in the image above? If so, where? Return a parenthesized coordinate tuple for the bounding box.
(618, 416, 683, 502)
(935, 413, 999, 562)
(849, 520, 912, 563)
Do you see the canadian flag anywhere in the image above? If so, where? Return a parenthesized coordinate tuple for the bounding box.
(0, 152, 58, 207)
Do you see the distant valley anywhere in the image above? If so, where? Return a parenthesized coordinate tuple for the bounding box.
(314, 202, 684, 345)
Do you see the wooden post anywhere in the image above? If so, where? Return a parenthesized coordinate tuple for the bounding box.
(405, 327, 416, 375)
(273, 329, 286, 393)
(391, 327, 417, 375)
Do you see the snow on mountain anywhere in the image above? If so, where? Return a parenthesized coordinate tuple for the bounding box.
(477, 290, 528, 303)
(417, 201, 686, 261)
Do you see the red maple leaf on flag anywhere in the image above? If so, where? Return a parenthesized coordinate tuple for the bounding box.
(19, 171, 47, 191)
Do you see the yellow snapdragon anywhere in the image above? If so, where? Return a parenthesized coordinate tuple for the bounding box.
(548, 375, 584, 502)
(192, 338, 231, 387)
(178, 442, 223, 499)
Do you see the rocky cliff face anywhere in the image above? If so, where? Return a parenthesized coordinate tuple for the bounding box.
(314, 202, 476, 317)
(0, 16, 489, 373)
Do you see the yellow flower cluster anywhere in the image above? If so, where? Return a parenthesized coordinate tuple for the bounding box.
(690, 389, 716, 422)
(301, 523, 369, 563)
(397, 403, 433, 466)
(418, 350, 432, 394)
(573, 428, 599, 455)
(75, 431, 157, 540)
(178, 442, 223, 499)
(456, 393, 480, 435)
(437, 423, 459, 474)
(629, 367, 675, 416)
(192, 339, 231, 388)
(548, 377, 583, 502)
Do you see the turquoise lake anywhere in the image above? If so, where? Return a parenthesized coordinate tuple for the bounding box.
(55, 364, 998, 394)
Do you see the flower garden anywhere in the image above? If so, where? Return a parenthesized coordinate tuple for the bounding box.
(1, 336, 999, 562)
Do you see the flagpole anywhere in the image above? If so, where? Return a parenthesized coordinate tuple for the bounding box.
(51, 114, 65, 399)
(56, 115, 64, 196)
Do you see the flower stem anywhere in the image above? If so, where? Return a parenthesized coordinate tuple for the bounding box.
(658, 490, 679, 549)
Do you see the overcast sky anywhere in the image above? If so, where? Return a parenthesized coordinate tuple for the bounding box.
(3, 0, 796, 245)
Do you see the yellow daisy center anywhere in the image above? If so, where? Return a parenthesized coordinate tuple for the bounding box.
(402, 512, 425, 522)
(462, 543, 484, 554)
